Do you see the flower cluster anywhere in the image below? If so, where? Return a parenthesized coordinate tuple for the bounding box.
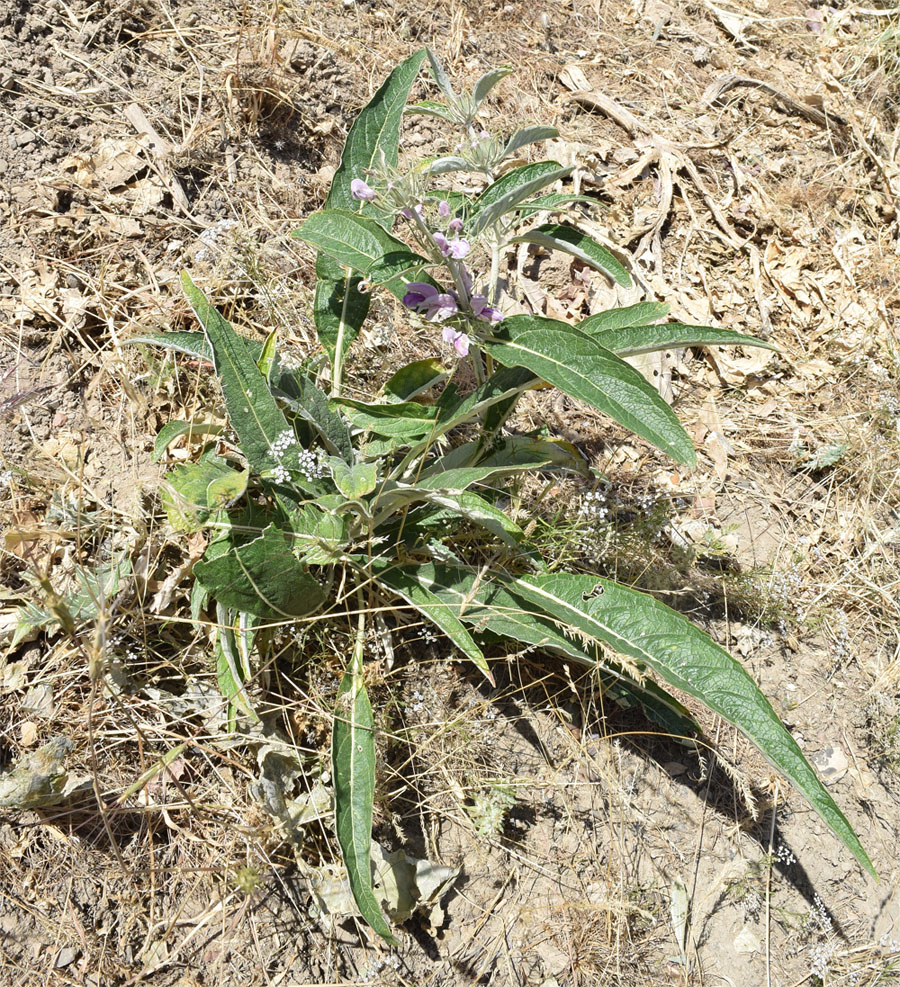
(269, 430, 330, 485)
(351, 178, 503, 360)
(296, 447, 330, 482)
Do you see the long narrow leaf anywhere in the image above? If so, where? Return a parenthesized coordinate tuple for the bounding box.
(506, 572, 875, 877)
(373, 563, 493, 683)
(469, 163, 573, 236)
(314, 50, 426, 371)
(510, 224, 631, 287)
(332, 653, 396, 943)
(502, 125, 559, 158)
(181, 272, 293, 474)
(584, 321, 779, 357)
(483, 316, 696, 466)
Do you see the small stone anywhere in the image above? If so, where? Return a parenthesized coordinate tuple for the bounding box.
(55, 946, 80, 968)
(811, 745, 849, 785)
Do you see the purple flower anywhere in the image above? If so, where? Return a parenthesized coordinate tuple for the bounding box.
(448, 217, 464, 233)
(402, 282, 458, 321)
(442, 327, 470, 357)
(433, 231, 470, 260)
(350, 178, 376, 202)
(400, 203, 423, 219)
(470, 294, 504, 324)
(438, 200, 450, 217)
(402, 282, 435, 308)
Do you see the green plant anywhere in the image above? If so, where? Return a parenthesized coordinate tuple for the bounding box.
(131, 49, 874, 942)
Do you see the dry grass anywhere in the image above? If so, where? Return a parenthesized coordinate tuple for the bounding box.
(2, 0, 900, 984)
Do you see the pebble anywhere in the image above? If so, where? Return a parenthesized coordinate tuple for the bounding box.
(810, 745, 849, 785)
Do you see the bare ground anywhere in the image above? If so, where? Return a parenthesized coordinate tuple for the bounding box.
(1, 0, 900, 984)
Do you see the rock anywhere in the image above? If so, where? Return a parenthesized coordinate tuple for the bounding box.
(810, 745, 849, 784)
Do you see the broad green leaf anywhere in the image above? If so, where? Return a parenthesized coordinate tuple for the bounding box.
(314, 261, 370, 372)
(314, 50, 426, 372)
(469, 162, 573, 236)
(405, 100, 457, 122)
(332, 461, 378, 499)
(579, 302, 671, 333)
(181, 272, 293, 475)
(584, 321, 779, 357)
(335, 397, 438, 438)
(372, 562, 492, 683)
(371, 462, 541, 522)
(383, 359, 446, 403)
(332, 653, 396, 944)
(161, 456, 235, 532)
(483, 316, 696, 466)
(417, 463, 548, 490)
(194, 524, 325, 619)
(379, 562, 690, 741)
(296, 211, 429, 285)
(510, 224, 631, 287)
(436, 365, 537, 433)
(152, 421, 223, 462)
(206, 467, 249, 510)
(284, 502, 349, 565)
(506, 572, 875, 877)
(473, 67, 512, 108)
(502, 125, 559, 158)
(274, 374, 354, 462)
(325, 50, 426, 219)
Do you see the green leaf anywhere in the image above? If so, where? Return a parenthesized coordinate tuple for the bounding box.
(425, 47, 455, 99)
(383, 359, 446, 403)
(505, 572, 875, 877)
(425, 155, 474, 175)
(335, 397, 438, 438)
(314, 49, 426, 373)
(194, 524, 325, 619)
(206, 467, 249, 510)
(510, 225, 631, 287)
(274, 373, 354, 462)
(127, 330, 214, 362)
(332, 461, 378, 499)
(501, 125, 559, 158)
(469, 162, 573, 236)
(510, 192, 602, 217)
(578, 302, 671, 332)
(584, 321, 780, 357)
(257, 329, 278, 379)
(284, 502, 349, 565)
(161, 456, 236, 532)
(405, 100, 458, 122)
(473, 67, 512, 108)
(483, 316, 696, 466)
(295, 211, 429, 285)
(470, 436, 588, 475)
(314, 261, 370, 373)
(181, 272, 293, 474)
(152, 421, 224, 462)
(421, 490, 524, 545)
(332, 652, 396, 943)
(372, 563, 493, 683)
